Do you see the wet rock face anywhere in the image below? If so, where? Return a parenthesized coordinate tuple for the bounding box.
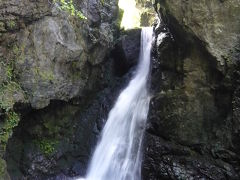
(143, 0, 240, 179)
(112, 29, 141, 76)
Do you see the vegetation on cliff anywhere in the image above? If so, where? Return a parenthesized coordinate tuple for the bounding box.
(53, 0, 87, 19)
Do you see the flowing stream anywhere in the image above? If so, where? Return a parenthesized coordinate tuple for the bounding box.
(78, 27, 153, 180)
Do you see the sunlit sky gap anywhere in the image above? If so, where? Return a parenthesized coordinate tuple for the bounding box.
(118, 0, 141, 29)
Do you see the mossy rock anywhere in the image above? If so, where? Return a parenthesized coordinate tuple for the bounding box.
(0, 158, 10, 180)
(0, 111, 20, 158)
(0, 22, 6, 32)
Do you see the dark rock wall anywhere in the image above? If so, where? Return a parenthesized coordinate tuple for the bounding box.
(143, 0, 240, 179)
(112, 29, 141, 76)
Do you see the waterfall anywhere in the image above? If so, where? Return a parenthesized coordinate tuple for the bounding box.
(78, 27, 154, 180)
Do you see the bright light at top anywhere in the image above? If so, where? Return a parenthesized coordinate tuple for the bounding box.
(118, 0, 140, 29)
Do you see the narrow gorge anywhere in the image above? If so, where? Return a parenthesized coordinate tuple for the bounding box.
(0, 0, 240, 180)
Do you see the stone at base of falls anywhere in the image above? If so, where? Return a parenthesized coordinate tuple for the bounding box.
(143, 134, 239, 180)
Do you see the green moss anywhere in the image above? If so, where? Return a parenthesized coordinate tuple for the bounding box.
(6, 20, 17, 30)
(43, 121, 61, 136)
(33, 67, 55, 82)
(34, 139, 59, 156)
(0, 61, 23, 111)
(12, 45, 20, 56)
(43, 72, 54, 81)
(0, 158, 7, 176)
(0, 83, 19, 111)
(39, 71, 55, 82)
(0, 22, 6, 32)
(12, 44, 26, 63)
(0, 58, 24, 158)
(5, 111, 19, 130)
(0, 82, 16, 111)
(54, 0, 87, 19)
(0, 45, 26, 172)
(0, 111, 20, 156)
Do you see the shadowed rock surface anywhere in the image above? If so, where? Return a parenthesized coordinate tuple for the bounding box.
(143, 0, 240, 179)
(112, 29, 141, 76)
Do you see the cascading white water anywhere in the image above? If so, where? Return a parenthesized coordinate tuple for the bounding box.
(78, 27, 154, 180)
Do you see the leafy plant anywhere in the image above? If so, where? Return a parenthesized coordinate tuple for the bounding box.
(0, 82, 21, 112)
(54, 0, 87, 19)
(0, 46, 24, 158)
(0, 110, 20, 152)
(34, 67, 55, 82)
(34, 139, 59, 156)
(5, 111, 20, 130)
(0, 61, 23, 111)
(6, 20, 16, 30)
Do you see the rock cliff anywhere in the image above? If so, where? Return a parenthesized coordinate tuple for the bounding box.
(143, 0, 240, 179)
(0, 0, 120, 178)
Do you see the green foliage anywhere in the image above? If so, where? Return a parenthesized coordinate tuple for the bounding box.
(0, 46, 24, 158)
(0, 82, 21, 111)
(0, 61, 22, 111)
(0, 22, 6, 32)
(12, 44, 26, 63)
(5, 111, 20, 131)
(12, 44, 20, 56)
(0, 158, 7, 176)
(6, 20, 16, 30)
(0, 111, 20, 153)
(34, 139, 59, 156)
(54, 0, 87, 19)
(33, 67, 55, 82)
